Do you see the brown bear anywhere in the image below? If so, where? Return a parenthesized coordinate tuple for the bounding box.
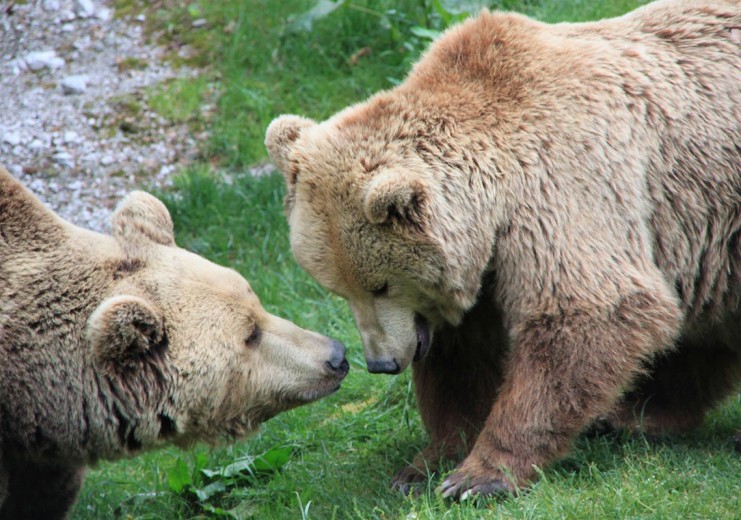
(265, 0, 740, 500)
(0, 167, 349, 519)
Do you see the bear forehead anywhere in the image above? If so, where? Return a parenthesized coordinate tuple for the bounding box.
(295, 95, 444, 177)
(137, 244, 257, 303)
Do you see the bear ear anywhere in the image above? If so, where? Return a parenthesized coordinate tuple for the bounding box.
(87, 295, 164, 369)
(363, 169, 429, 228)
(112, 191, 175, 249)
(265, 114, 316, 187)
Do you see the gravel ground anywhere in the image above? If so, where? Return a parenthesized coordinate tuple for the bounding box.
(0, 0, 199, 232)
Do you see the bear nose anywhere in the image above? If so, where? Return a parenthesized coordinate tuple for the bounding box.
(326, 339, 349, 376)
(366, 358, 401, 375)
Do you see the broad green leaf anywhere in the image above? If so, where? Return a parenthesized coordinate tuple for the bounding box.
(252, 446, 292, 473)
(167, 458, 193, 494)
(194, 480, 227, 501)
(200, 447, 292, 481)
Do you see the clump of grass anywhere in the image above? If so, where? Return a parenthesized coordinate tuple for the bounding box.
(116, 56, 149, 72)
(148, 77, 211, 124)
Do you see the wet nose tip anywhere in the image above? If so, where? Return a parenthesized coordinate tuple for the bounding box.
(326, 339, 349, 375)
(367, 358, 401, 375)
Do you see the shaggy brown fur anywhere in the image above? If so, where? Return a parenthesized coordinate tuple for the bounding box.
(266, 0, 740, 499)
(0, 168, 348, 519)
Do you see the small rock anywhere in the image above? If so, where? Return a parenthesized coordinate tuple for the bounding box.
(63, 130, 80, 144)
(25, 50, 65, 71)
(75, 0, 96, 19)
(95, 6, 113, 21)
(61, 75, 89, 95)
(52, 151, 74, 167)
(135, 14, 146, 22)
(73, 37, 91, 51)
(192, 18, 207, 28)
(2, 131, 22, 146)
(101, 155, 115, 166)
(61, 23, 75, 32)
(29, 179, 46, 192)
(43, 0, 61, 11)
(28, 139, 45, 150)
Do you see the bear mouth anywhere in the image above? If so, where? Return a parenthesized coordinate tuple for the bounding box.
(296, 380, 343, 404)
(414, 314, 431, 362)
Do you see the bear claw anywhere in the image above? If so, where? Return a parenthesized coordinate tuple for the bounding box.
(439, 472, 514, 501)
(391, 465, 431, 496)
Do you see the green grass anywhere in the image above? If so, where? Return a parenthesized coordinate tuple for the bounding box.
(148, 77, 211, 124)
(70, 1, 740, 519)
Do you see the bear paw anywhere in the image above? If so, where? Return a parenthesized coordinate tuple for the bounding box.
(439, 469, 515, 501)
(391, 465, 432, 496)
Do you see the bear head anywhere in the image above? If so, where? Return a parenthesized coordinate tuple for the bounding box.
(265, 99, 499, 375)
(86, 191, 349, 447)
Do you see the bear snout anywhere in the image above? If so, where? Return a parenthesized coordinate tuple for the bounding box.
(367, 358, 401, 375)
(325, 339, 350, 377)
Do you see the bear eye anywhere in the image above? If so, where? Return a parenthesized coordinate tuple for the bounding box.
(371, 283, 388, 297)
(244, 327, 261, 347)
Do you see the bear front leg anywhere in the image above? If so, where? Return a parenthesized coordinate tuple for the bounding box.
(392, 339, 505, 493)
(392, 295, 508, 494)
(440, 291, 680, 499)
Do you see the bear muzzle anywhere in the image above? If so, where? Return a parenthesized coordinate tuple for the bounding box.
(325, 339, 350, 377)
(304, 338, 349, 400)
(365, 315, 432, 374)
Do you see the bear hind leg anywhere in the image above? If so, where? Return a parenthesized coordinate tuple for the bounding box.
(608, 342, 741, 436)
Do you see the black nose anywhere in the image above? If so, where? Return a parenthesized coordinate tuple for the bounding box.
(326, 339, 349, 376)
(367, 358, 401, 375)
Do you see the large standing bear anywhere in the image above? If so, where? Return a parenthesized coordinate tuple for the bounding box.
(266, 0, 741, 499)
(0, 167, 348, 519)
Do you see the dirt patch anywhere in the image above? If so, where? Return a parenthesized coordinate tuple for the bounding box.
(0, 0, 200, 231)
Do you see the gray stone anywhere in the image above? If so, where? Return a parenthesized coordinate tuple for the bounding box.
(63, 130, 80, 143)
(95, 7, 113, 21)
(61, 75, 89, 95)
(2, 130, 22, 146)
(25, 50, 65, 71)
(52, 151, 74, 167)
(43, 0, 61, 11)
(75, 0, 96, 18)
(28, 139, 45, 150)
